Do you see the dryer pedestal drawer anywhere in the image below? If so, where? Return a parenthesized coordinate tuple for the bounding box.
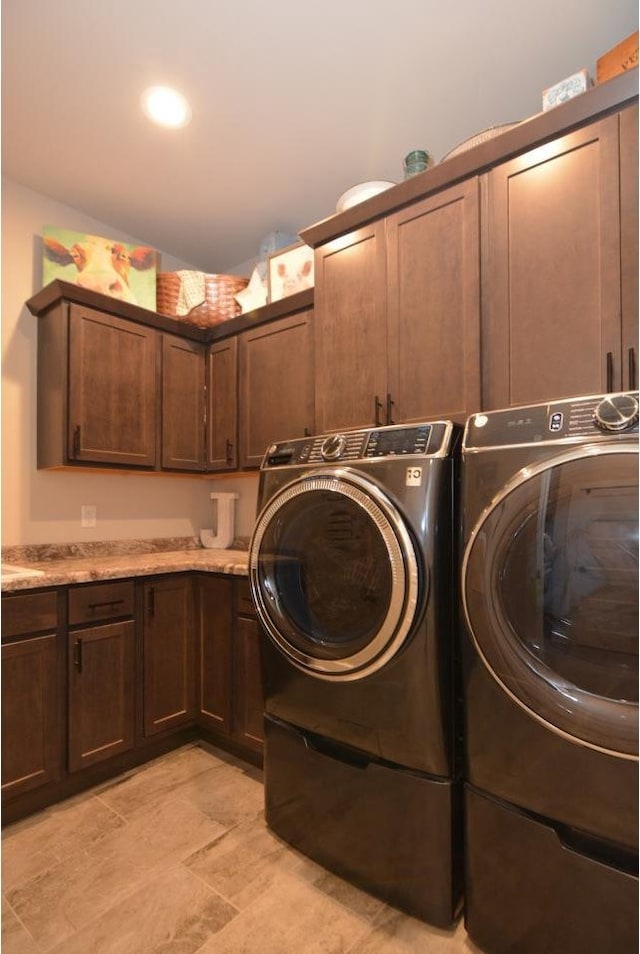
(464, 784, 639, 954)
(263, 714, 462, 928)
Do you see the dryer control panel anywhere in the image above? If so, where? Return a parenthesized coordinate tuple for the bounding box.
(464, 392, 639, 450)
(263, 421, 454, 468)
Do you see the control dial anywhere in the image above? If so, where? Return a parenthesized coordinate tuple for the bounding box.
(321, 434, 347, 460)
(594, 393, 639, 432)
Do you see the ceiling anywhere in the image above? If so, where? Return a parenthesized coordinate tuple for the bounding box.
(3, 1, 638, 273)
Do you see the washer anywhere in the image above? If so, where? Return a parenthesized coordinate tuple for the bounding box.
(249, 420, 462, 927)
(460, 392, 639, 954)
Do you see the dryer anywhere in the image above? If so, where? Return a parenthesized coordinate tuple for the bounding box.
(249, 421, 462, 927)
(460, 392, 639, 954)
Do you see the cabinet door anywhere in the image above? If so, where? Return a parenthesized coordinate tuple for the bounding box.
(620, 104, 638, 390)
(314, 223, 387, 431)
(386, 179, 481, 424)
(162, 335, 205, 470)
(234, 615, 264, 753)
(68, 621, 135, 772)
(197, 575, 233, 733)
(207, 337, 238, 471)
(142, 577, 195, 736)
(2, 634, 62, 799)
(239, 310, 314, 468)
(68, 305, 158, 466)
(483, 115, 623, 409)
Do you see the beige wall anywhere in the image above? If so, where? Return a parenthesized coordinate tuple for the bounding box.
(1, 178, 258, 546)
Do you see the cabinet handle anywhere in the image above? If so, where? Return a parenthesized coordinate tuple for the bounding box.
(225, 439, 233, 464)
(73, 638, 83, 673)
(374, 395, 383, 427)
(73, 425, 81, 458)
(606, 352, 614, 392)
(386, 393, 395, 425)
(304, 427, 311, 437)
(87, 599, 124, 613)
(628, 348, 636, 390)
(147, 586, 155, 620)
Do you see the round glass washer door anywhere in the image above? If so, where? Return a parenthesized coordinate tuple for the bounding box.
(249, 468, 424, 681)
(462, 445, 638, 759)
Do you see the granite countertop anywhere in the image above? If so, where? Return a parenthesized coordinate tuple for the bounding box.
(1, 537, 250, 593)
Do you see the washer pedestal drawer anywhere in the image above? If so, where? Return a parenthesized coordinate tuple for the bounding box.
(263, 714, 462, 928)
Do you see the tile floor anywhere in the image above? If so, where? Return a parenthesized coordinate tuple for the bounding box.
(2, 743, 482, 953)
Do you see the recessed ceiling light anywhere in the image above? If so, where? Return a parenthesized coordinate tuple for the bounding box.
(141, 86, 192, 128)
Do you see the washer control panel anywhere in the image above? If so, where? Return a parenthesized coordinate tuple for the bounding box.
(263, 421, 452, 468)
(594, 393, 639, 432)
(465, 392, 639, 449)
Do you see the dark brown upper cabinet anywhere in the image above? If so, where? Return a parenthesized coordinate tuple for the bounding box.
(207, 336, 238, 471)
(386, 178, 481, 425)
(314, 180, 481, 432)
(161, 335, 206, 471)
(620, 104, 639, 391)
(37, 302, 158, 469)
(482, 108, 636, 409)
(30, 284, 314, 475)
(239, 310, 315, 467)
(314, 222, 387, 433)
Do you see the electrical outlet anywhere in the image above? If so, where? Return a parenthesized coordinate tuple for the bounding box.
(81, 505, 97, 528)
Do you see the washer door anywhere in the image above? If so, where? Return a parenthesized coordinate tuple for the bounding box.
(463, 445, 638, 759)
(249, 469, 423, 681)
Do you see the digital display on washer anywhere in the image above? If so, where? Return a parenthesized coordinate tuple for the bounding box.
(365, 425, 431, 457)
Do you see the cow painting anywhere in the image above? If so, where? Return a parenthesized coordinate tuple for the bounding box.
(42, 227, 157, 309)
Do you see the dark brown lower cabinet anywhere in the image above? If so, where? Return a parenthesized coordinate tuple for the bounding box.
(2, 571, 263, 822)
(2, 632, 62, 799)
(233, 579, 264, 753)
(68, 621, 135, 772)
(233, 615, 264, 753)
(1, 590, 62, 801)
(197, 575, 264, 757)
(197, 575, 233, 733)
(142, 575, 196, 736)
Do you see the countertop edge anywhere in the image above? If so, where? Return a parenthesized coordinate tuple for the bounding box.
(1, 549, 250, 593)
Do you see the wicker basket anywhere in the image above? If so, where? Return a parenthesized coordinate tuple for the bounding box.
(156, 272, 249, 327)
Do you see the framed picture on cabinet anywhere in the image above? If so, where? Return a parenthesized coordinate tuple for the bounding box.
(267, 241, 314, 303)
(42, 225, 158, 310)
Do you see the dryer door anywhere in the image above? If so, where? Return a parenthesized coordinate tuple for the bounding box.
(249, 468, 423, 681)
(463, 444, 638, 758)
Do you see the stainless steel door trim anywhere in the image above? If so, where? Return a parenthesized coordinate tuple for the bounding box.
(250, 467, 423, 681)
(461, 443, 639, 760)
(461, 436, 631, 453)
(463, 443, 638, 534)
